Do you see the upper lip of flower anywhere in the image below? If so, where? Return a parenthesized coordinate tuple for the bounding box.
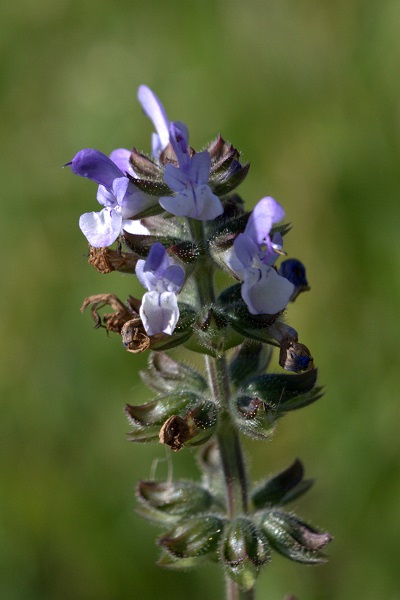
(137, 84, 171, 160)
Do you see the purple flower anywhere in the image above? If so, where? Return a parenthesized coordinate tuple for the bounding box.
(67, 148, 155, 247)
(226, 197, 295, 315)
(159, 122, 224, 220)
(137, 85, 170, 160)
(135, 242, 185, 336)
(279, 258, 310, 301)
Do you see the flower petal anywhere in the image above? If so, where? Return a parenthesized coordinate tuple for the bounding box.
(160, 186, 223, 220)
(191, 186, 224, 220)
(79, 208, 122, 247)
(187, 151, 211, 186)
(135, 259, 155, 290)
(109, 148, 134, 175)
(68, 149, 123, 188)
(163, 163, 188, 192)
(245, 197, 285, 245)
(163, 265, 185, 292)
(122, 220, 151, 235)
(169, 122, 190, 168)
(140, 291, 180, 336)
(233, 233, 259, 269)
(112, 177, 156, 218)
(137, 85, 170, 157)
(242, 265, 295, 315)
(159, 192, 194, 217)
(96, 185, 117, 208)
(144, 242, 170, 276)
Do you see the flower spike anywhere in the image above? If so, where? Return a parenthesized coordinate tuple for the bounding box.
(71, 83, 329, 598)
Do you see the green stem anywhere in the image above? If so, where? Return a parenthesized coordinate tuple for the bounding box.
(206, 355, 254, 600)
(205, 355, 248, 518)
(188, 219, 255, 600)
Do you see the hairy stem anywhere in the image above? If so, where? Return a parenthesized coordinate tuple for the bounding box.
(205, 354, 249, 518)
(189, 219, 255, 600)
(206, 355, 254, 600)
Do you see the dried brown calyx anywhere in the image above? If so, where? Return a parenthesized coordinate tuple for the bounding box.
(88, 245, 139, 274)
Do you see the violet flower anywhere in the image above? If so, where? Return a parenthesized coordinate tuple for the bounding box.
(226, 196, 295, 315)
(135, 242, 185, 336)
(160, 122, 224, 220)
(67, 148, 154, 247)
(137, 85, 170, 160)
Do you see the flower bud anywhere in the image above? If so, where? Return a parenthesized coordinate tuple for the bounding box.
(211, 161, 250, 197)
(222, 299, 281, 346)
(126, 171, 171, 198)
(229, 341, 273, 389)
(222, 517, 270, 591)
(140, 352, 208, 395)
(158, 515, 224, 559)
(239, 368, 322, 414)
(233, 396, 276, 440)
(183, 306, 244, 357)
(136, 480, 213, 524)
(206, 135, 250, 197)
(251, 459, 314, 509)
(128, 147, 162, 179)
(260, 509, 332, 564)
(279, 258, 310, 301)
(279, 337, 313, 372)
(125, 391, 202, 428)
(223, 517, 270, 566)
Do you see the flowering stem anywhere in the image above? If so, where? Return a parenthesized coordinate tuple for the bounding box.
(205, 355, 249, 517)
(205, 354, 254, 600)
(189, 219, 254, 600)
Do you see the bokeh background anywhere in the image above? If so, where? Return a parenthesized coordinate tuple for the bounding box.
(2, 1, 399, 598)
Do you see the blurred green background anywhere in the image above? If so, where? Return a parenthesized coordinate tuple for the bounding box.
(1, 0, 399, 598)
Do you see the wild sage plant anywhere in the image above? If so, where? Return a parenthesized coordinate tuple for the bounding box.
(66, 85, 331, 599)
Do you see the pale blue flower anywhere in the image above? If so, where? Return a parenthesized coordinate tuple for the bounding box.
(136, 242, 185, 336)
(67, 148, 154, 247)
(137, 85, 170, 160)
(159, 122, 224, 220)
(226, 197, 294, 314)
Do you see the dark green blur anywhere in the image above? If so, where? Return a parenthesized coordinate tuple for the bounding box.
(1, 1, 399, 598)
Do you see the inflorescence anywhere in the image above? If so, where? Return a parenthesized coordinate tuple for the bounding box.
(67, 85, 331, 594)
